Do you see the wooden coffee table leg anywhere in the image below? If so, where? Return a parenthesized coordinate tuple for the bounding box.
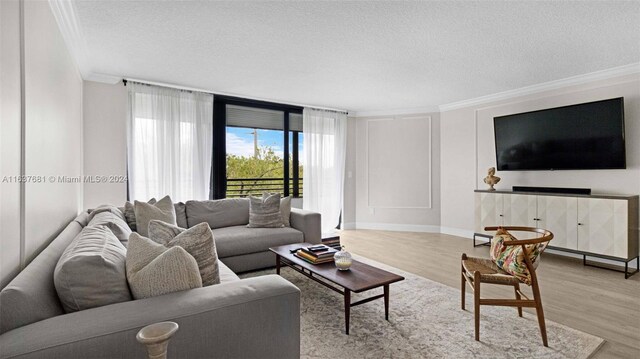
(344, 289, 351, 335)
(384, 284, 389, 320)
(276, 255, 281, 275)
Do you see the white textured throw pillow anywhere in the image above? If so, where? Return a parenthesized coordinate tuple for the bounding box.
(134, 195, 176, 237)
(148, 220, 220, 286)
(126, 232, 202, 299)
(248, 193, 284, 228)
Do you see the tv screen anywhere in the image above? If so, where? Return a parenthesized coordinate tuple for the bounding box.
(494, 98, 625, 171)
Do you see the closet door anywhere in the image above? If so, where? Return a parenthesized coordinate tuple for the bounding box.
(503, 194, 536, 228)
(537, 196, 578, 250)
(577, 198, 628, 258)
(475, 192, 503, 234)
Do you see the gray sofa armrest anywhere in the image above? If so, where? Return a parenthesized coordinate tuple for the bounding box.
(290, 208, 322, 244)
(0, 276, 300, 359)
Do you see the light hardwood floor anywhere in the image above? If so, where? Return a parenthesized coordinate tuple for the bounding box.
(339, 229, 640, 359)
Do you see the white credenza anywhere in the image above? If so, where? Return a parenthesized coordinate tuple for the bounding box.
(474, 190, 639, 278)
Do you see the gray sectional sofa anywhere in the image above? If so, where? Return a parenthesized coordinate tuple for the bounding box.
(0, 198, 321, 359)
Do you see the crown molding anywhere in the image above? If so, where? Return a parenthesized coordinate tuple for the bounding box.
(352, 106, 439, 118)
(48, 0, 91, 78)
(438, 63, 640, 112)
(85, 73, 123, 84)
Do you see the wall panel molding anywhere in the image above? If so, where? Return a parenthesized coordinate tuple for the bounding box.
(365, 115, 432, 209)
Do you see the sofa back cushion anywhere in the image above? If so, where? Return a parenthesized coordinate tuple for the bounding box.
(54, 225, 132, 313)
(186, 198, 250, 229)
(0, 212, 89, 334)
(87, 211, 133, 247)
(174, 202, 188, 228)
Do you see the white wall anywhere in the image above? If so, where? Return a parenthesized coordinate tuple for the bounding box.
(1, 0, 23, 288)
(441, 73, 640, 238)
(0, 0, 83, 286)
(83, 80, 128, 208)
(347, 112, 441, 232)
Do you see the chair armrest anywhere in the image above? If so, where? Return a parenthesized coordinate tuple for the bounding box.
(290, 208, 321, 244)
(0, 276, 300, 359)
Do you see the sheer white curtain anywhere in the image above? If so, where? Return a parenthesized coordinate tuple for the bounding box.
(127, 83, 213, 202)
(303, 108, 347, 234)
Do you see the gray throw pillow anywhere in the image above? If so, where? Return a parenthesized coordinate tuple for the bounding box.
(124, 198, 156, 231)
(263, 193, 292, 227)
(134, 195, 176, 237)
(148, 221, 220, 286)
(126, 232, 202, 299)
(247, 193, 284, 228)
(54, 226, 132, 313)
(88, 211, 133, 247)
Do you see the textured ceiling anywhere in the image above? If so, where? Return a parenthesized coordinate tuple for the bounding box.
(71, 0, 640, 112)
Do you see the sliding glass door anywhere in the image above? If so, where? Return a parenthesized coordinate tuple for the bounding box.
(210, 96, 303, 199)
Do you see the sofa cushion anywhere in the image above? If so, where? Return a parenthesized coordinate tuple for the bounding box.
(54, 226, 132, 313)
(212, 225, 303, 258)
(87, 211, 133, 247)
(135, 195, 177, 237)
(124, 198, 156, 231)
(0, 213, 88, 334)
(88, 205, 126, 222)
(174, 202, 188, 228)
(218, 260, 240, 283)
(126, 233, 202, 299)
(148, 221, 220, 286)
(186, 198, 250, 229)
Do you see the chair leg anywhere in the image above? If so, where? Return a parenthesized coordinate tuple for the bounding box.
(473, 271, 481, 341)
(531, 281, 548, 347)
(514, 283, 523, 317)
(461, 254, 467, 310)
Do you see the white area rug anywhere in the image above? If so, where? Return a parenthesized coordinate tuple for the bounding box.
(242, 255, 603, 359)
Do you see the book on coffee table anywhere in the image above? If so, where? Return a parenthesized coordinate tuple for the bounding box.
(294, 251, 334, 264)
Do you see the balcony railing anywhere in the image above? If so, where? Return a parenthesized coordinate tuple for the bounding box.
(226, 177, 303, 198)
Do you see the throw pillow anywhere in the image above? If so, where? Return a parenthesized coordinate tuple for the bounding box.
(490, 228, 547, 285)
(54, 225, 132, 313)
(87, 211, 133, 247)
(262, 193, 292, 227)
(148, 220, 220, 286)
(124, 198, 156, 231)
(247, 193, 284, 228)
(134, 195, 176, 237)
(126, 232, 202, 299)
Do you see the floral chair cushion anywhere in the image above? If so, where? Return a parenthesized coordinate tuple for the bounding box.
(490, 228, 548, 285)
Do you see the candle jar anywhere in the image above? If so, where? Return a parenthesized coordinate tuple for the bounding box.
(334, 247, 353, 271)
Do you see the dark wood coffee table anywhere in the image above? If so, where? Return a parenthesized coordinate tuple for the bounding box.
(269, 243, 405, 334)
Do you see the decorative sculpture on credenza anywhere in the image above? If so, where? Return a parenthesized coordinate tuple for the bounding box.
(483, 167, 501, 191)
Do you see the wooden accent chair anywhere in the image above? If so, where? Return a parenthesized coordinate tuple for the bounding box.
(461, 226, 554, 346)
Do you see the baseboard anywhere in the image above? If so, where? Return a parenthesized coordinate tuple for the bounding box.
(354, 222, 441, 233)
(440, 226, 474, 239)
(341, 222, 356, 230)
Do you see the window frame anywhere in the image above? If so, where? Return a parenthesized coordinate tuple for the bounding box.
(211, 95, 303, 199)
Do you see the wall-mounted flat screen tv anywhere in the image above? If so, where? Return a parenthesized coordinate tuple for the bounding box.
(494, 97, 625, 171)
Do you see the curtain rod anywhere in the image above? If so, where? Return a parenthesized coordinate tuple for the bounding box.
(122, 78, 350, 114)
